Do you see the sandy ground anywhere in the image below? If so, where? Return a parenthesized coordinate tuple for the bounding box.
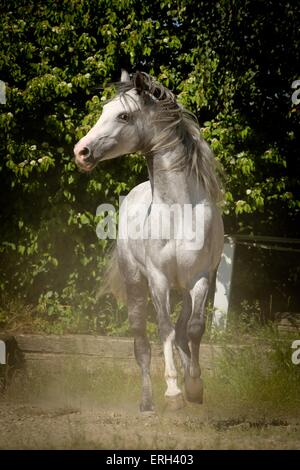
(0, 353, 299, 450)
(1, 398, 300, 450)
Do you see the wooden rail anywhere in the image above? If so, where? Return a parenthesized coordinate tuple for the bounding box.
(0, 333, 223, 380)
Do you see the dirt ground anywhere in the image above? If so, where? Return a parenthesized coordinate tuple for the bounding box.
(1, 397, 300, 450)
(0, 354, 299, 450)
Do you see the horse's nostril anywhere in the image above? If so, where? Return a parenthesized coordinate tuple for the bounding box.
(79, 147, 90, 158)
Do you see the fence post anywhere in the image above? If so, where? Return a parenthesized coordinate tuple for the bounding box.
(212, 236, 236, 329)
(0, 340, 6, 364)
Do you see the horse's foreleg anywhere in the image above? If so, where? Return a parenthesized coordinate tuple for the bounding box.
(185, 275, 209, 404)
(127, 281, 154, 413)
(175, 291, 192, 376)
(148, 271, 184, 409)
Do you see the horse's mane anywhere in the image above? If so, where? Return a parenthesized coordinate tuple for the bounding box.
(114, 72, 224, 203)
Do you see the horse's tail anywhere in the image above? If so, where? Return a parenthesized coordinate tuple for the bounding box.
(97, 244, 127, 304)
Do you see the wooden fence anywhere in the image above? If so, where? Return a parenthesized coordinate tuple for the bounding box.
(0, 333, 224, 390)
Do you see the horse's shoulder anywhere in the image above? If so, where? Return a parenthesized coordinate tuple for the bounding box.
(125, 180, 151, 202)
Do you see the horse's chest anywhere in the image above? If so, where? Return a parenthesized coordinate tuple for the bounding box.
(145, 239, 204, 288)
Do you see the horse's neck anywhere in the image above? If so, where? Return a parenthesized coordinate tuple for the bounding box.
(146, 146, 206, 205)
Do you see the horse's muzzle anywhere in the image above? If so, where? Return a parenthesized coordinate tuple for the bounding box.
(74, 143, 97, 172)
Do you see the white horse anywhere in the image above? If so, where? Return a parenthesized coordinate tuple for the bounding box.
(74, 71, 224, 412)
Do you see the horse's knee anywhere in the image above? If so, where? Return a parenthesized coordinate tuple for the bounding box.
(187, 318, 205, 342)
(128, 311, 146, 337)
(158, 319, 174, 342)
(130, 322, 146, 337)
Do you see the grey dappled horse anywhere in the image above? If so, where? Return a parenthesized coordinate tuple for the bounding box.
(74, 71, 224, 412)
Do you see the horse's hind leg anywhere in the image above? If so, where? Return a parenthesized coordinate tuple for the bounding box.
(185, 275, 209, 404)
(126, 276, 154, 413)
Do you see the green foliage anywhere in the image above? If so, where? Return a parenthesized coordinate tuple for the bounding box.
(206, 334, 300, 418)
(0, 0, 299, 330)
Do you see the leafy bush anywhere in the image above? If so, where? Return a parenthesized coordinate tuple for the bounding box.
(0, 1, 299, 331)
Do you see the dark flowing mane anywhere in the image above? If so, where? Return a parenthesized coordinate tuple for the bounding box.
(113, 72, 224, 203)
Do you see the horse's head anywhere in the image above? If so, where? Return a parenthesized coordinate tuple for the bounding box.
(74, 70, 159, 172)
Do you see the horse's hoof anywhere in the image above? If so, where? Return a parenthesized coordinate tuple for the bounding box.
(165, 393, 186, 411)
(185, 375, 203, 404)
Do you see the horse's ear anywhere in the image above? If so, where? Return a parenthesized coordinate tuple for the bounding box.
(120, 69, 130, 82)
(134, 71, 145, 94)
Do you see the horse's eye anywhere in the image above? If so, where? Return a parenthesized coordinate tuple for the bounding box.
(118, 113, 130, 122)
